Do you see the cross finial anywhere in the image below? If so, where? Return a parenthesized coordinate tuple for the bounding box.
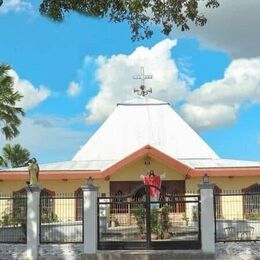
(133, 67, 153, 96)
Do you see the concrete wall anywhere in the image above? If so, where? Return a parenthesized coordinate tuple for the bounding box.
(41, 221, 83, 242)
(0, 226, 25, 243)
(0, 221, 83, 243)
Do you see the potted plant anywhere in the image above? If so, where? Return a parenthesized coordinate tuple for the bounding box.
(150, 208, 161, 240)
(132, 204, 146, 239)
(132, 205, 171, 240)
(151, 225, 159, 240)
(161, 204, 172, 239)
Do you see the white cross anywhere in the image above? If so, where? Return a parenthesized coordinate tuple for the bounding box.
(133, 67, 153, 96)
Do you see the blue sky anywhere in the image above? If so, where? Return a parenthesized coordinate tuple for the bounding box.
(1, 0, 260, 163)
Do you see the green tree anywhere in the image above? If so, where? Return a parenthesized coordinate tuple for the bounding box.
(0, 64, 25, 140)
(0, 144, 30, 168)
(0, 155, 4, 166)
(20, 0, 219, 41)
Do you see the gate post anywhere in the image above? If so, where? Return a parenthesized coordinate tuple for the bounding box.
(81, 177, 99, 254)
(26, 185, 42, 260)
(198, 177, 215, 254)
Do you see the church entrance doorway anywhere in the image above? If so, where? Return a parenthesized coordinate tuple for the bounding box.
(97, 184, 201, 250)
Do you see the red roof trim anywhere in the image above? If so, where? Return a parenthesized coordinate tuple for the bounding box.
(191, 167, 260, 177)
(102, 145, 192, 178)
(1, 145, 260, 180)
(0, 171, 102, 180)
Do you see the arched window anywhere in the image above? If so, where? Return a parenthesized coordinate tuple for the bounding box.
(75, 188, 83, 221)
(133, 187, 146, 202)
(40, 188, 55, 214)
(13, 188, 27, 206)
(12, 188, 27, 224)
(242, 184, 260, 218)
(13, 188, 26, 196)
(214, 185, 222, 218)
(40, 188, 56, 223)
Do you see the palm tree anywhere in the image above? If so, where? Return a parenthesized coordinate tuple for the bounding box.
(0, 144, 30, 168)
(0, 64, 25, 140)
(0, 155, 4, 166)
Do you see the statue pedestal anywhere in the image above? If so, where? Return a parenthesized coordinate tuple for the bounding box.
(25, 185, 42, 260)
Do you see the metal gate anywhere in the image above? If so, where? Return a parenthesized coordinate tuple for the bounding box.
(97, 184, 201, 250)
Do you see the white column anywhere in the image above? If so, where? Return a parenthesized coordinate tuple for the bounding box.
(82, 179, 98, 254)
(26, 186, 41, 260)
(198, 182, 215, 254)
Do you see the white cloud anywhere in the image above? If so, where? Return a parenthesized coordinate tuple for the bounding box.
(180, 58, 260, 131)
(77, 40, 260, 132)
(184, 0, 260, 58)
(85, 39, 192, 123)
(67, 81, 80, 96)
(0, 116, 90, 163)
(83, 40, 260, 131)
(9, 70, 51, 111)
(181, 103, 238, 131)
(0, 0, 32, 14)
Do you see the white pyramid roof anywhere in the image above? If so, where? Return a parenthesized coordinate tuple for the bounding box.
(73, 97, 219, 163)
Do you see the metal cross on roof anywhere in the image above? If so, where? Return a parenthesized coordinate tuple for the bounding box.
(133, 67, 153, 96)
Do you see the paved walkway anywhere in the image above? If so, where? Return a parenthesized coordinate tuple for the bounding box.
(216, 242, 260, 260)
(0, 242, 260, 259)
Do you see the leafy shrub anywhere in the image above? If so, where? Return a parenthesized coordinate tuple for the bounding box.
(41, 207, 59, 223)
(246, 212, 260, 220)
(161, 205, 171, 232)
(132, 204, 145, 234)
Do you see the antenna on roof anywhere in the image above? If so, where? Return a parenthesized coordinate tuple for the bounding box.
(133, 67, 153, 96)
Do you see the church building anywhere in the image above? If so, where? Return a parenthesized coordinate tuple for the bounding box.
(1, 75, 260, 218)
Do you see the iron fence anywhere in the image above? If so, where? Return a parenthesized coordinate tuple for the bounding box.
(40, 193, 83, 243)
(214, 192, 260, 242)
(0, 194, 27, 243)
